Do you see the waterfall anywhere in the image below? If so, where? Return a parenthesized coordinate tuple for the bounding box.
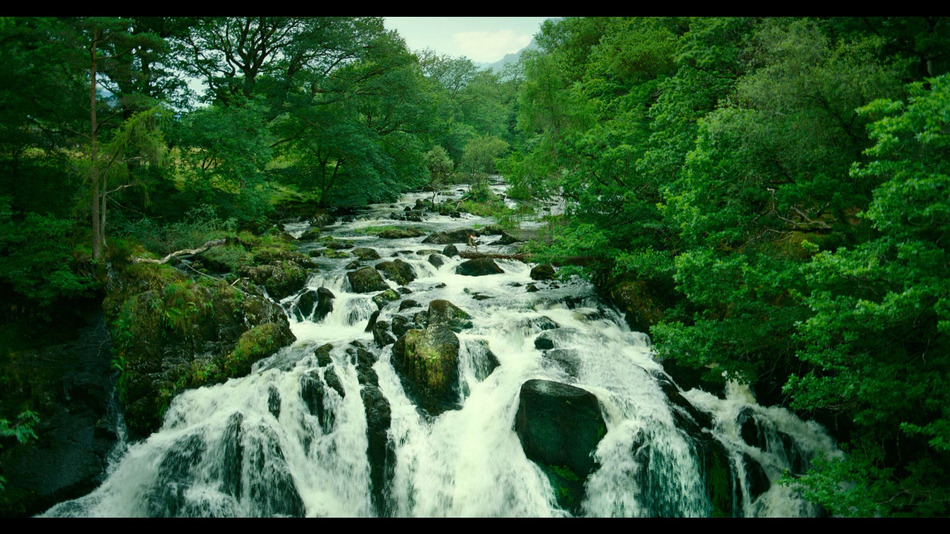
(41, 185, 838, 517)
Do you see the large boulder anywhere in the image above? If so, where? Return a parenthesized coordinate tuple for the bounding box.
(351, 344, 395, 516)
(237, 249, 316, 300)
(0, 310, 118, 517)
(514, 379, 607, 515)
(104, 271, 296, 441)
(391, 325, 462, 416)
(530, 264, 557, 281)
(347, 266, 390, 293)
(426, 299, 472, 332)
(456, 257, 504, 276)
(375, 259, 416, 286)
(292, 287, 334, 322)
(422, 228, 480, 245)
(351, 247, 381, 261)
(376, 227, 425, 239)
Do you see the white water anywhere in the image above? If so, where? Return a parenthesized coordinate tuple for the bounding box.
(42, 183, 838, 517)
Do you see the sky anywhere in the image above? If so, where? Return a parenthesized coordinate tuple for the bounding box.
(384, 17, 554, 64)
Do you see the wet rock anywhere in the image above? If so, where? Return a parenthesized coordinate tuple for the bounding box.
(299, 228, 322, 241)
(390, 315, 414, 337)
(467, 338, 500, 382)
(391, 324, 462, 416)
(372, 289, 401, 310)
(428, 254, 445, 268)
(239, 261, 310, 301)
(314, 344, 334, 367)
(514, 379, 606, 515)
(398, 299, 420, 311)
(311, 211, 337, 227)
(530, 264, 557, 281)
(267, 385, 281, 418)
(353, 346, 395, 516)
(300, 371, 328, 428)
(351, 247, 381, 261)
(347, 266, 390, 293)
(376, 227, 425, 239)
(542, 348, 581, 379)
(442, 244, 459, 257)
(375, 258, 416, 286)
(423, 228, 480, 244)
(372, 320, 396, 348)
(456, 257, 504, 276)
(292, 287, 335, 322)
(426, 299, 472, 332)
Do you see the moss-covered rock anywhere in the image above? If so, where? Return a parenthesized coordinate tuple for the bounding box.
(347, 266, 390, 293)
(105, 262, 295, 440)
(530, 264, 557, 281)
(426, 299, 472, 332)
(375, 258, 416, 286)
(456, 257, 504, 276)
(514, 379, 606, 515)
(376, 227, 425, 239)
(391, 325, 461, 416)
(351, 247, 381, 261)
(372, 289, 401, 310)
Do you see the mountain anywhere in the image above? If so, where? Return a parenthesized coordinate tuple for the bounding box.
(477, 38, 539, 73)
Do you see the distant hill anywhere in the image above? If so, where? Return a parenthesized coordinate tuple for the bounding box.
(477, 38, 539, 72)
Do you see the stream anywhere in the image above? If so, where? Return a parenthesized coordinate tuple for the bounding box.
(41, 182, 838, 517)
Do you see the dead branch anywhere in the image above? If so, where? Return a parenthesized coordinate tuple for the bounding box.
(132, 238, 227, 264)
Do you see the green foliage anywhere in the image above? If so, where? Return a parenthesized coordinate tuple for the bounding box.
(508, 16, 950, 516)
(0, 410, 38, 491)
(118, 204, 235, 256)
(782, 75, 950, 516)
(0, 197, 97, 310)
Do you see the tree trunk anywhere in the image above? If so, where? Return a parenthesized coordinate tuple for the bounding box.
(89, 27, 102, 261)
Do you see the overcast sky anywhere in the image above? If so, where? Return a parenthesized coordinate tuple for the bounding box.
(384, 17, 553, 64)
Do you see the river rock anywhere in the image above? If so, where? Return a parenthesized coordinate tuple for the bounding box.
(352, 345, 395, 516)
(442, 244, 459, 257)
(292, 287, 334, 322)
(423, 228, 480, 244)
(466, 338, 500, 382)
(351, 247, 381, 261)
(101, 268, 296, 441)
(598, 275, 670, 335)
(237, 249, 316, 300)
(372, 289, 401, 310)
(514, 379, 606, 515)
(530, 264, 557, 281)
(0, 311, 118, 517)
(372, 320, 396, 347)
(347, 266, 390, 293)
(391, 324, 461, 416)
(456, 257, 504, 276)
(376, 227, 425, 239)
(375, 258, 416, 286)
(426, 299, 472, 332)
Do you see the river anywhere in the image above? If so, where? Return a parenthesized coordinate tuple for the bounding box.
(41, 181, 838, 517)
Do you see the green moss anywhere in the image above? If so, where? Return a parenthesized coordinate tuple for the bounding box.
(221, 323, 288, 377)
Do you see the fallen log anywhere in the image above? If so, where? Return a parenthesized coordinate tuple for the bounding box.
(132, 238, 227, 264)
(457, 250, 594, 266)
(458, 250, 533, 261)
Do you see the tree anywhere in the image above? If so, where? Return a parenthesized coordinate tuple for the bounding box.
(58, 17, 167, 261)
(424, 145, 454, 202)
(785, 75, 950, 517)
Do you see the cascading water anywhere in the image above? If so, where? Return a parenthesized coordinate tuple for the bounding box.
(42, 182, 839, 517)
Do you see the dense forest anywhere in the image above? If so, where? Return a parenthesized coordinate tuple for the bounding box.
(1, 16, 949, 517)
